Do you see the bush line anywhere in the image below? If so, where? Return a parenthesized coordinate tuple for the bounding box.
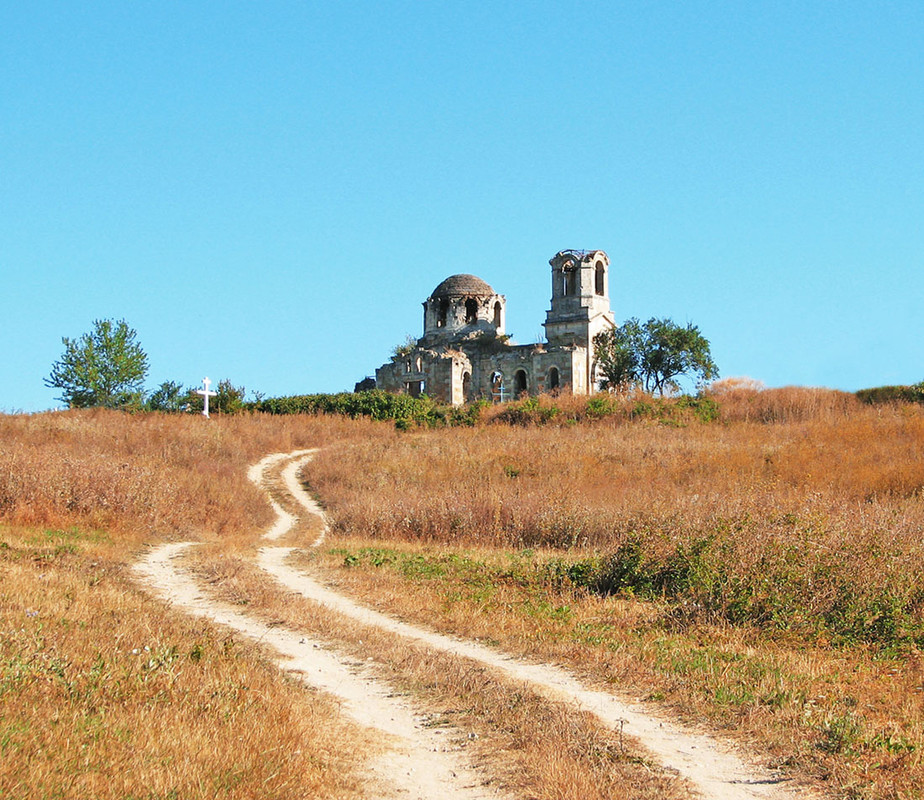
(247, 383, 923, 428)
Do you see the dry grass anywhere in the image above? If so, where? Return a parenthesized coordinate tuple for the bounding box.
(290, 391, 924, 799)
(186, 543, 695, 800)
(0, 408, 387, 546)
(5, 394, 924, 799)
(306, 398, 924, 642)
(0, 522, 372, 799)
(0, 409, 389, 800)
(303, 537, 924, 798)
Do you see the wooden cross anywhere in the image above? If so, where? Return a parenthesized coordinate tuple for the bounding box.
(196, 377, 218, 418)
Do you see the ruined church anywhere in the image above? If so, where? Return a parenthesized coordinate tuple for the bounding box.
(374, 249, 615, 405)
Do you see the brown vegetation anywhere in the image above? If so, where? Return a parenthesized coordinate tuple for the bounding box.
(307, 390, 924, 644)
(0, 409, 385, 800)
(190, 548, 693, 800)
(295, 388, 924, 799)
(4, 388, 924, 799)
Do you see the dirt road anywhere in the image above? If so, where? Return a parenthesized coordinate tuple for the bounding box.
(136, 449, 813, 800)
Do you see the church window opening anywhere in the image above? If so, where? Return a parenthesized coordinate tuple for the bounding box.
(465, 298, 478, 324)
(514, 369, 528, 397)
(548, 367, 560, 392)
(437, 298, 449, 328)
(595, 262, 605, 296)
(564, 268, 577, 296)
(415, 356, 422, 372)
(462, 371, 471, 399)
(493, 301, 502, 327)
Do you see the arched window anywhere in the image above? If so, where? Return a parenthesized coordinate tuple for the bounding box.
(465, 298, 478, 324)
(564, 269, 577, 296)
(548, 367, 560, 392)
(514, 369, 528, 397)
(493, 301, 502, 327)
(462, 371, 471, 400)
(437, 298, 449, 328)
(595, 262, 605, 296)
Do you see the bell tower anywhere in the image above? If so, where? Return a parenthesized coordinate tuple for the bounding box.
(544, 249, 615, 349)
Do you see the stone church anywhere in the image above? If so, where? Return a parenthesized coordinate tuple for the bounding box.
(374, 249, 615, 405)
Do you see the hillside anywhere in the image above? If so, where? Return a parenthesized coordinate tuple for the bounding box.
(2, 393, 923, 798)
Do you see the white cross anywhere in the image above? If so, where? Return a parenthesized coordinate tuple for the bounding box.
(196, 377, 218, 418)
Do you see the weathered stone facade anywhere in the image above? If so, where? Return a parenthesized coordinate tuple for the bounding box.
(375, 250, 615, 405)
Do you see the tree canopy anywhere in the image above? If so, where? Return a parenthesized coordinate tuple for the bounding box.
(46, 318, 149, 409)
(594, 317, 717, 395)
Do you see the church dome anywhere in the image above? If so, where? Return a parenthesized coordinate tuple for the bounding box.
(430, 274, 495, 299)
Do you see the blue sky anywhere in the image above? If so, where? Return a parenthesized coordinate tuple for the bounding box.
(2, 2, 922, 411)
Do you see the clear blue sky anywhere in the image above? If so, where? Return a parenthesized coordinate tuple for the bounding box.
(2, 2, 922, 411)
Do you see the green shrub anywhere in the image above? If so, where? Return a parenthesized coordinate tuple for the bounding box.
(493, 396, 560, 426)
(251, 390, 458, 428)
(541, 531, 924, 649)
(856, 384, 924, 405)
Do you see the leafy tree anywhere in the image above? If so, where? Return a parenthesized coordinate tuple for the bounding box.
(592, 318, 643, 390)
(214, 379, 247, 414)
(594, 317, 718, 395)
(185, 378, 247, 415)
(46, 318, 149, 409)
(146, 380, 188, 412)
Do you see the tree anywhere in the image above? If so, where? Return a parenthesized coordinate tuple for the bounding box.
(594, 317, 718, 395)
(185, 378, 247, 415)
(46, 318, 149, 409)
(592, 318, 643, 390)
(214, 379, 247, 414)
(146, 380, 187, 412)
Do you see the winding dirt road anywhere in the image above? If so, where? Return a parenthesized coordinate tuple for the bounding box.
(136, 449, 813, 800)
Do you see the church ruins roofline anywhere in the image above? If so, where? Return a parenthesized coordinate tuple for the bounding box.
(428, 273, 497, 299)
(549, 249, 608, 266)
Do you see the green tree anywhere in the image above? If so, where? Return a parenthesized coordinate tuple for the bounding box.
(214, 379, 247, 414)
(146, 380, 187, 412)
(592, 318, 643, 390)
(185, 378, 247, 415)
(46, 318, 149, 409)
(594, 317, 718, 395)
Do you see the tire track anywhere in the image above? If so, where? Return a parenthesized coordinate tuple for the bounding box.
(134, 451, 506, 800)
(259, 450, 812, 800)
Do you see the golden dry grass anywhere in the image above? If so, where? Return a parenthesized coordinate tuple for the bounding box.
(306, 398, 924, 641)
(5, 393, 924, 799)
(0, 408, 388, 545)
(187, 536, 695, 799)
(0, 409, 389, 800)
(290, 391, 924, 799)
(303, 536, 924, 799)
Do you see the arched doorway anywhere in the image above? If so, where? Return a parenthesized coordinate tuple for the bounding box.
(462, 371, 471, 401)
(514, 369, 528, 397)
(548, 367, 560, 392)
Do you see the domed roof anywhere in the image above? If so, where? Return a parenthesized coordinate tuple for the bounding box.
(430, 274, 495, 299)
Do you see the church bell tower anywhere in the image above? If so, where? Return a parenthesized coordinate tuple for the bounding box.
(543, 249, 615, 349)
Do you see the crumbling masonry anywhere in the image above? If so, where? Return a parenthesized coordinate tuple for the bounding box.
(374, 250, 615, 405)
